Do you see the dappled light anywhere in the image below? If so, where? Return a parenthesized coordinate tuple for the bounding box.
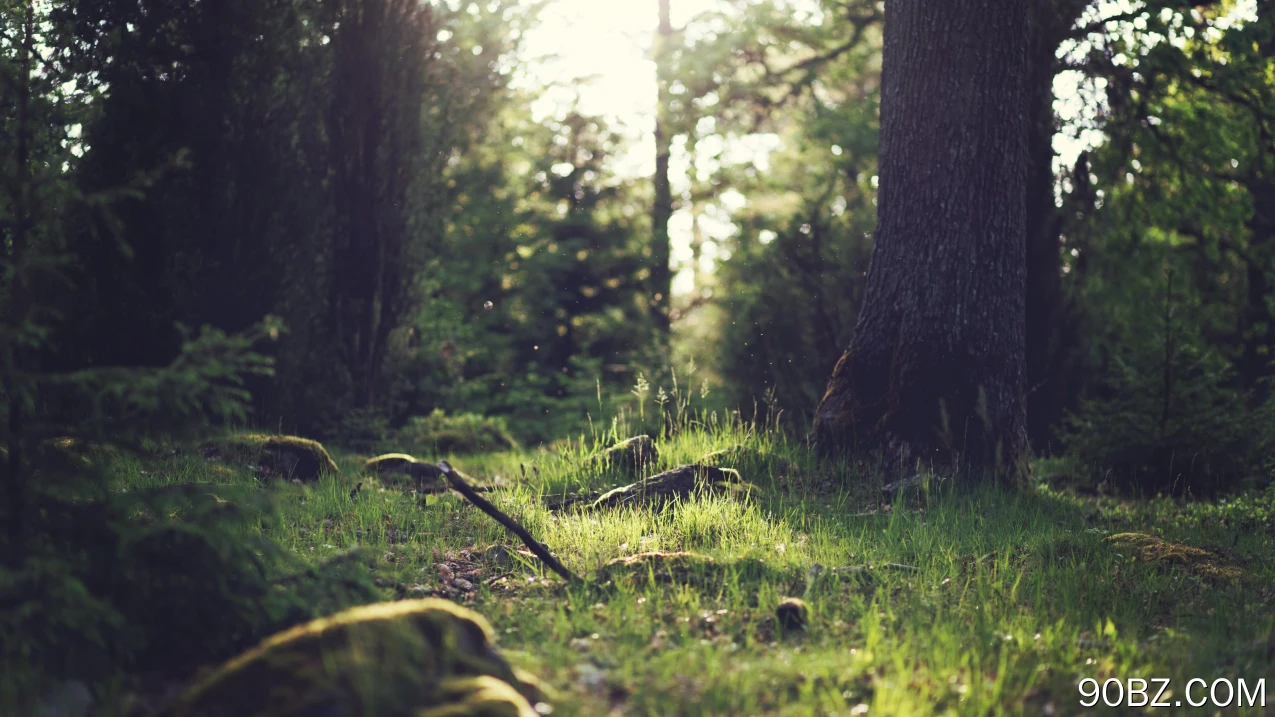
(2, 0, 1273, 714)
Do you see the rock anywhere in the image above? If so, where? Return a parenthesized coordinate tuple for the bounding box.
(162, 599, 550, 717)
(416, 676, 542, 717)
(776, 597, 809, 632)
(202, 434, 338, 482)
(258, 436, 338, 481)
(594, 435, 658, 476)
(365, 452, 445, 491)
(588, 464, 753, 510)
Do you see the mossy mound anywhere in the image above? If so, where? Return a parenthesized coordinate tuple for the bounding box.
(202, 434, 338, 482)
(415, 676, 540, 717)
(592, 435, 658, 476)
(1106, 532, 1243, 581)
(589, 464, 752, 510)
(365, 453, 444, 491)
(163, 599, 548, 717)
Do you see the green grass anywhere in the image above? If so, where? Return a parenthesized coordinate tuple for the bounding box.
(113, 418, 1274, 716)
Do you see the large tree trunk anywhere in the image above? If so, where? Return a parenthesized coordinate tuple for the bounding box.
(813, 0, 1031, 482)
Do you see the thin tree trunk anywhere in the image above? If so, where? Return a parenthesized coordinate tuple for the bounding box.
(813, 0, 1031, 482)
(650, 0, 674, 343)
(4, 0, 35, 563)
(1024, 0, 1087, 451)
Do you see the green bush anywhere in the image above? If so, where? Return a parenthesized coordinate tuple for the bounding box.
(395, 409, 519, 455)
(1061, 342, 1275, 495)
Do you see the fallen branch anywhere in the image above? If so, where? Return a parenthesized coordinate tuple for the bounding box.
(438, 460, 580, 584)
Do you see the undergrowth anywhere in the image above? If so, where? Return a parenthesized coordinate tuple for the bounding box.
(59, 408, 1275, 716)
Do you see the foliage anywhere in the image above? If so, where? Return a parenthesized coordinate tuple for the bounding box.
(1061, 334, 1274, 495)
(48, 0, 531, 439)
(0, 4, 374, 709)
(1057, 2, 1275, 488)
(654, 0, 883, 421)
(400, 104, 661, 444)
(396, 410, 519, 456)
(67, 414, 1275, 715)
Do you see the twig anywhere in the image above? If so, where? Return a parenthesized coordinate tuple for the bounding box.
(438, 460, 580, 584)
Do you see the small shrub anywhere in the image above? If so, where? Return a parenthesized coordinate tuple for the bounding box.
(395, 410, 518, 455)
(1061, 343, 1274, 495)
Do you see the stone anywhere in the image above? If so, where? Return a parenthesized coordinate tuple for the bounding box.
(162, 599, 550, 717)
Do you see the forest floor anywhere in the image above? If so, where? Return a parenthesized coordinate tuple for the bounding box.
(114, 419, 1274, 716)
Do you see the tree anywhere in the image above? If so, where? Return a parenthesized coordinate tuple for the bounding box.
(812, 0, 1031, 481)
(650, 0, 675, 348)
(323, 0, 438, 411)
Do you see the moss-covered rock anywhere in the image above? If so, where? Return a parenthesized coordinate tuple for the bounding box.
(202, 434, 338, 482)
(163, 599, 549, 717)
(1106, 532, 1243, 581)
(592, 435, 658, 476)
(588, 464, 752, 510)
(415, 676, 540, 717)
(259, 436, 339, 481)
(364, 453, 444, 492)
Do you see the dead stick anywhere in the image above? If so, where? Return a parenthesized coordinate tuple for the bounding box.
(438, 460, 580, 584)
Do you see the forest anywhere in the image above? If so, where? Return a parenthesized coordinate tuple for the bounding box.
(1, 0, 1272, 715)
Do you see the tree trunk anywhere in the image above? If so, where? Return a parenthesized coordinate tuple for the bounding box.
(1024, 0, 1088, 451)
(3, 0, 36, 562)
(327, 0, 427, 411)
(813, 0, 1030, 482)
(650, 0, 674, 343)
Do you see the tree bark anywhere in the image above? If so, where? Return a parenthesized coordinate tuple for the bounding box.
(3, 0, 36, 562)
(650, 0, 674, 343)
(813, 0, 1031, 482)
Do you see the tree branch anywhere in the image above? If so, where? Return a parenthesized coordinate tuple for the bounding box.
(437, 460, 581, 584)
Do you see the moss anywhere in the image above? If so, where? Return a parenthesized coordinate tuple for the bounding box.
(1106, 532, 1243, 581)
(776, 597, 809, 632)
(202, 434, 338, 482)
(364, 453, 444, 491)
(415, 676, 540, 717)
(165, 599, 547, 717)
